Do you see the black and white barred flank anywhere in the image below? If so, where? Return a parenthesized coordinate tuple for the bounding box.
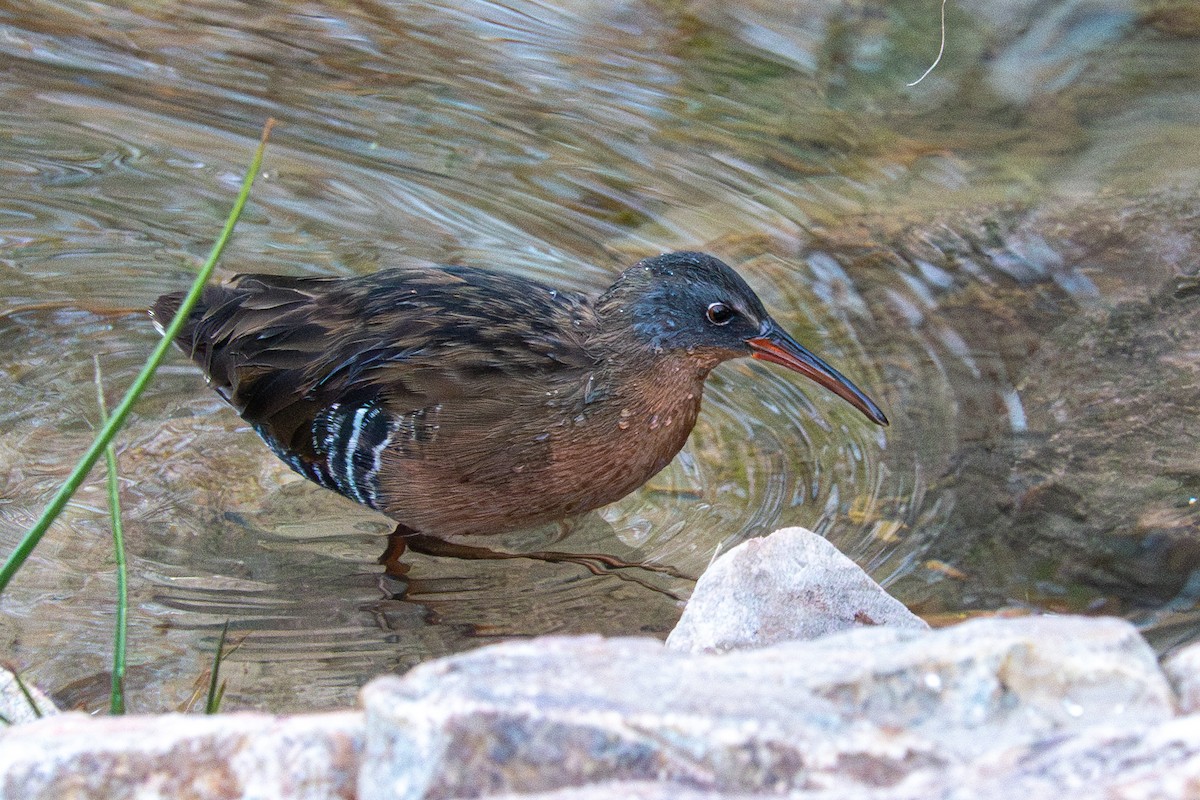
(255, 400, 444, 510)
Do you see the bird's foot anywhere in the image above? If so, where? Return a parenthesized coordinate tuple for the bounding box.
(377, 531, 413, 578)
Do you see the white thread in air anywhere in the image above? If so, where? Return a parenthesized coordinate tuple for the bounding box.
(907, 0, 948, 87)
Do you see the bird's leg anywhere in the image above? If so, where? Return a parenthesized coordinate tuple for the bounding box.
(377, 527, 414, 578)
(379, 525, 694, 583)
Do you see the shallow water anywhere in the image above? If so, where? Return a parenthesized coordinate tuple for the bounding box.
(2, 0, 1199, 712)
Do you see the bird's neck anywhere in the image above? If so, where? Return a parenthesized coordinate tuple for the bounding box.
(589, 304, 723, 407)
(587, 339, 714, 449)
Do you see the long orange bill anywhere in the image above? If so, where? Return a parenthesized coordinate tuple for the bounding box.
(747, 321, 889, 426)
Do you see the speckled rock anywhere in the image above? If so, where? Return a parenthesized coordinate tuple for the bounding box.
(0, 711, 362, 800)
(0, 614, 1188, 800)
(937, 714, 1200, 800)
(444, 784, 778, 800)
(435, 714, 1200, 798)
(360, 615, 1172, 800)
(667, 527, 927, 653)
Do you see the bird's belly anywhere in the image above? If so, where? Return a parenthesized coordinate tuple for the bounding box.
(374, 401, 699, 537)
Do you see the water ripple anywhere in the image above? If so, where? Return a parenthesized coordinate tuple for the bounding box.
(3, 0, 1198, 714)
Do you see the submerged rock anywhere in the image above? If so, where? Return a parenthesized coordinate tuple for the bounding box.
(666, 526, 928, 653)
(0, 665, 58, 724)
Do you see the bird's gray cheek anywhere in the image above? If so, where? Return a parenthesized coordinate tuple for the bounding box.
(632, 315, 679, 355)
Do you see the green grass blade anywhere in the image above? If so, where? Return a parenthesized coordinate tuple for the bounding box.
(94, 357, 128, 716)
(11, 669, 43, 719)
(205, 620, 230, 714)
(0, 119, 275, 595)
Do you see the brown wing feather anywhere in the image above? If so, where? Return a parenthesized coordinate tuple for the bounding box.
(152, 265, 599, 472)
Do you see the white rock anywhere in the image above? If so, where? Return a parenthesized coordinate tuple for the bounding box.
(667, 527, 927, 653)
(1162, 640, 1200, 713)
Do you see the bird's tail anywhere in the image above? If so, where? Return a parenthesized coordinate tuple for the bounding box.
(149, 290, 219, 365)
(149, 291, 187, 337)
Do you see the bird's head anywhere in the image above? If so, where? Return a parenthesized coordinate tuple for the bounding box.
(597, 251, 888, 426)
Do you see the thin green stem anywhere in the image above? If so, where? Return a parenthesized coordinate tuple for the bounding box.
(94, 357, 127, 715)
(205, 620, 230, 714)
(0, 119, 275, 594)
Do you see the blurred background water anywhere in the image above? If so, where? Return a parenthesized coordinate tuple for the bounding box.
(1, 0, 1198, 712)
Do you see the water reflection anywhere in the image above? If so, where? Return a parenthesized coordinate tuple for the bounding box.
(1, 0, 1198, 712)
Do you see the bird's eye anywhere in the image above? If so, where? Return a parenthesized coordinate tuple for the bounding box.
(705, 302, 736, 326)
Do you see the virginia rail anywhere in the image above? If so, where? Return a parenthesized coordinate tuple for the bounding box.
(152, 252, 887, 548)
